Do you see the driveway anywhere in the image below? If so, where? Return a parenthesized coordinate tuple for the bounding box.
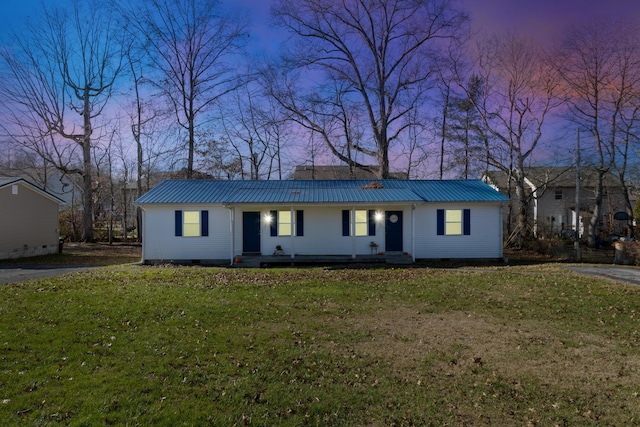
(0, 265, 98, 285)
(569, 265, 640, 286)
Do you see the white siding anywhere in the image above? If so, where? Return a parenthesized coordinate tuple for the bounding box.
(141, 202, 504, 262)
(414, 203, 503, 259)
(142, 205, 231, 263)
(232, 205, 388, 257)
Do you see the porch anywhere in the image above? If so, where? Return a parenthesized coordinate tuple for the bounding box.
(232, 253, 414, 268)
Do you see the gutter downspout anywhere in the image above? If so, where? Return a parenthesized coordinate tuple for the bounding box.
(351, 207, 356, 259)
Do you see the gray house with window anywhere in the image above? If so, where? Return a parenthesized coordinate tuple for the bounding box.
(135, 179, 509, 265)
(0, 177, 64, 259)
(483, 167, 634, 240)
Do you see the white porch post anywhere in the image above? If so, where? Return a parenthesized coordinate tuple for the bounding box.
(411, 204, 416, 262)
(351, 207, 356, 259)
(290, 207, 295, 259)
(227, 206, 235, 265)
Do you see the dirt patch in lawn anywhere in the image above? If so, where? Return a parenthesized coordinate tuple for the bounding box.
(338, 308, 639, 389)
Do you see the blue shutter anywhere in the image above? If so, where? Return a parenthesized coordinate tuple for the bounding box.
(342, 210, 350, 236)
(368, 210, 376, 236)
(270, 210, 277, 236)
(296, 210, 304, 236)
(175, 210, 183, 236)
(437, 209, 444, 235)
(201, 210, 209, 236)
(463, 209, 471, 235)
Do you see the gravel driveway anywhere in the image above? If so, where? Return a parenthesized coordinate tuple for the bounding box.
(569, 265, 640, 286)
(0, 265, 98, 285)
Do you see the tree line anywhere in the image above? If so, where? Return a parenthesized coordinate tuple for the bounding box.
(1, 0, 639, 248)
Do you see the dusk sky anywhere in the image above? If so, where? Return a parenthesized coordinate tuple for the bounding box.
(3, 0, 640, 48)
(2, 0, 640, 170)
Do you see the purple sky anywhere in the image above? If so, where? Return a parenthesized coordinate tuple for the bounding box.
(3, 0, 640, 45)
(463, 0, 640, 43)
(2, 0, 638, 169)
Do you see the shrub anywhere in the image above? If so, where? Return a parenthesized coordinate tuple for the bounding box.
(59, 209, 83, 242)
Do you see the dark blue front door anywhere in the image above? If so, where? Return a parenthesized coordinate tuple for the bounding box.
(243, 212, 261, 254)
(385, 211, 403, 252)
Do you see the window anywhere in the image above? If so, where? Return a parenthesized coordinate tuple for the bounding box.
(342, 210, 376, 236)
(278, 211, 292, 236)
(354, 210, 368, 236)
(269, 210, 304, 236)
(175, 210, 209, 237)
(183, 211, 200, 236)
(445, 210, 462, 235)
(437, 209, 470, 236)
(555, 189, 563, 200)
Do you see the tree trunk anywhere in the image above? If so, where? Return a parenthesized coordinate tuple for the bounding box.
(588, 170, 606, 247)
(514, 173, 529, 248)
(82, 93, 94, 242)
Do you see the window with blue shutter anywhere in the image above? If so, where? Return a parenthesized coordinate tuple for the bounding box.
(175, 210, 209, 237)
(269, 210, 303, 236)
(341, 209, 376, 236)
(438, 209, 471, 236)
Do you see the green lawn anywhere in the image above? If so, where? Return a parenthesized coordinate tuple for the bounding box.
(1, 265, 639, 425)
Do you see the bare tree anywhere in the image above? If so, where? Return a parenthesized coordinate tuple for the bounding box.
(459, 32, 561, 247)
(614, 101, 640, 238)
(555, 20, 640, 246)
(122, 42, 174, 241)
(271, 0, 467, 178)
(447, 75, 487, 179)
(121, 0, 247, 179)
(217, 82, 292, 180)
(0, 1, 125, 241)
(396, 105, 432, 179)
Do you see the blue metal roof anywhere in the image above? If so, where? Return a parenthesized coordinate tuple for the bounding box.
(135, 179, 509, 205)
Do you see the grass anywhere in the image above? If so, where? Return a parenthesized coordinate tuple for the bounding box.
(1, 263, 640, 425)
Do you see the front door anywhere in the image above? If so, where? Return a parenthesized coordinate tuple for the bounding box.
(385, 211, 403, 252)
(243, 212, 261, 254)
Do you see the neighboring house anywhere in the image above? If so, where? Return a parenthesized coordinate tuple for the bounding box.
(292, 165, 408, 180)
(0, 165, 78, 206)
(483, 167, 634, 241)
(0, 177, 65, 259)
(135, 179, 509, 265)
